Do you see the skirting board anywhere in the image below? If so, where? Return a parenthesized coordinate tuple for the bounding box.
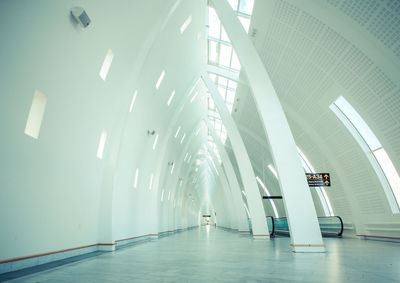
(0, 226, 197, 275)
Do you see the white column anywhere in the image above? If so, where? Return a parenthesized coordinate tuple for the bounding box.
(211, 0, 325, 252)
(202, 73, 269, 238)
(205, 119, 249, 232)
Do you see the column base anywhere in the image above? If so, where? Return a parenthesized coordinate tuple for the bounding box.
(252, 234, 270, 240)
(291, 244, 326, 253)
(97, 243, 116, 252)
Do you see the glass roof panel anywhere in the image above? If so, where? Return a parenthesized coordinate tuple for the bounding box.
(208, 7, 220, 39)
(208, 40, 218, 63)
(334, 96, 381, 151)
(220, 26, 230, 42)
(209, 73, 217, 82)
(238, 16, 250, 33)
(228, 0, 239, 10)
(228, 80, 237, 89)
(218, 76, 228, 87)
(238, 0, 254, 15)
(206, 1, 254, 144)
(230, 50, 241, 70)
(219, 44, 232, 67)
(226, 90, 235, 104)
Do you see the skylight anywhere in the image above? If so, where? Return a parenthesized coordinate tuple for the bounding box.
(207, 0, 254, 70)
(331, 96, 400, 213)
(206, 1, 254, 145)
(208, 95, 228, 144)
(334, 96, 381, 150)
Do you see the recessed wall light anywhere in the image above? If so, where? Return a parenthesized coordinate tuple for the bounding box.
(156, 70, 165, 89)
(96, 129, 107, 159)
(153, 134, 159, 150)
(24, 90, 47, 139)
(190, 91, 198, 103)
(134, 168, 139, 188)
(129, 90, 138, 112)
(149, 173, 154, 190)
(180, 15, 192, 34)
(175, 126, 181, 138)
(167, 90, 175, 106)
(99, 48, 114, 80)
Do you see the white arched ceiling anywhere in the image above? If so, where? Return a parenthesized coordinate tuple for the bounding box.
(230, 0, 400, 236)
(1, 0, 400, 264)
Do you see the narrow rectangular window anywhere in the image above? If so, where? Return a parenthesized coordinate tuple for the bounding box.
(180, 15, 192, 34)
(129, 90, 138, 112)
(331, 96, 400, 213)
(175, 126, 181, 138)
(190, 91, 199, 103)
(149, 173, 154, 190)
(24, 90, 47, 139)
(99, 48, 114, 80)
(134, 168, 139, 188)
(153, 134, 159, 150)
(156, 70, 165, 89)
(167, 90, 175, 106)
(180, 133, 186, 144)
(96, 130, 107, 159)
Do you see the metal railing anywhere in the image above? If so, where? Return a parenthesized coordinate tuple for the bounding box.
(266, 216, 343, 237)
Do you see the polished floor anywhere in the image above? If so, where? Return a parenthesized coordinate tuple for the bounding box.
(3, 226, 400, 282)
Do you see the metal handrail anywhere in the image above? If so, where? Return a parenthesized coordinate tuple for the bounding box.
(266, 216, 344, 237)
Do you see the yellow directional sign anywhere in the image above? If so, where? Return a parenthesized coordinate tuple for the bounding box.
(305, 173, 331, 187)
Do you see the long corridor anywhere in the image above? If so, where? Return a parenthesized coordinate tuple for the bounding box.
(3, 226, 400, 282)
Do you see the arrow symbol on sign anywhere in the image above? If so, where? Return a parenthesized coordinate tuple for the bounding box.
(324, 174, 329, 179)
(325, 180, 330, 186)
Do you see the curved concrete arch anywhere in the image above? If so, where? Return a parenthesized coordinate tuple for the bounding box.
(98, 0, 184, 248)
(202, 72, 269, 238)
(204, 142, 237, 229)
(236, 123, 329, 218)
(204, 119, 250, 232)
(173, 139, 236, 230)
(211, 0, 324, 251)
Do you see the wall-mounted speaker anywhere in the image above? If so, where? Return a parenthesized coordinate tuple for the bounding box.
(71, 7, 91, 28)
